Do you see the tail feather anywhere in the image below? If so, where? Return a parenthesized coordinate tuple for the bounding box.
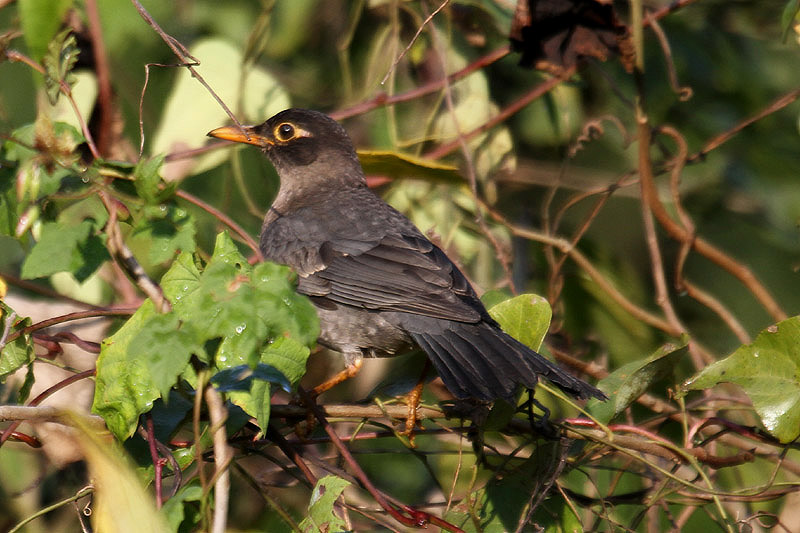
(433, 330, 512, 396)
(414, 334, 486, 399)
(409, 321, 605, 402)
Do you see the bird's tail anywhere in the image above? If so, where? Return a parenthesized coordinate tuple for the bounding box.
(409, 321, 605, 402)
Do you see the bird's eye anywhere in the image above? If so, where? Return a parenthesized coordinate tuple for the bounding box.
(275, 123, 296, 141)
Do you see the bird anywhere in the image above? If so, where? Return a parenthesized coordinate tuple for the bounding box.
(207, 108, 606, 405)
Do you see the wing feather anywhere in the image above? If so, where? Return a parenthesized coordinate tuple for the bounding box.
(301, 234, 485, 323)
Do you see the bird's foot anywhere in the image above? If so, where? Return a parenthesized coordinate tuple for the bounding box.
(309, 359, 363, 397)
(397, 379, 425, 446)
(522, 392, 557, 439)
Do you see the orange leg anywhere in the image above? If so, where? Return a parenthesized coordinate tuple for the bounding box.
(399, 360, 431, 443)
(310, 358, 364, 398)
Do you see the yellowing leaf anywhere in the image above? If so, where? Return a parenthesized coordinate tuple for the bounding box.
(67, 414, 169, 533)
(358, 149, 461, 184)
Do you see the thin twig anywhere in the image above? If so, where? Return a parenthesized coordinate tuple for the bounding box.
(98, 192, 171, 312)
(205, 385, 232, 533)
(85, 0, 114, 156)
(175, 190, 264, 261)
(380, 0, 450, 85)
(7, 307, 136, 344)
(332, 45, 511, 121)
(130, 0, 244, 131)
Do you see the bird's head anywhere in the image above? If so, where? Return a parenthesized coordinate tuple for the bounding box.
(208, 108, 364, 189)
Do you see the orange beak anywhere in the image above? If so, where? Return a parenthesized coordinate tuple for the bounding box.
(207, 125, 272, 147)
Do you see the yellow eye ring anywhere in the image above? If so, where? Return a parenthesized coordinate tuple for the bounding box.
(275, 122, 296, 141)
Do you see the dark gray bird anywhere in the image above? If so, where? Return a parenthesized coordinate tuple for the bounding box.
(208, 109, 605, 402)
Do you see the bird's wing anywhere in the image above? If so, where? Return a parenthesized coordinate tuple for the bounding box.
(297, 233, 485, 323)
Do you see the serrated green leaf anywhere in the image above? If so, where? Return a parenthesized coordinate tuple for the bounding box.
(127, 313, 203, 398)
(110, 232, 319, 438)
(133, 154, 171, 204)
(92, 301, 161, 440)
(58, 195, 109, 228)
(684, 317, 800, 443)
(43, 29, 80, 104)
(227, 338, 311, 434)
(21, 220, 109, 282)
(589, 336, 688, 424)
(161, 251, 202, 308)
(489, 293, 552, 351)
(251, 262, 319, 347)
(261, 336, 311, 387)
(299, 475, 351, 533)
(208, 231, 251, 271)
(130, 204, 196, 265)
(0, 304, 33, 379)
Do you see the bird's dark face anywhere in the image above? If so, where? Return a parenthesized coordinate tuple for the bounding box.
(208, 109, 361, 179)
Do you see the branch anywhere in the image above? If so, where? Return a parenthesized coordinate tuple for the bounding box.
(205, 386, 232, 533)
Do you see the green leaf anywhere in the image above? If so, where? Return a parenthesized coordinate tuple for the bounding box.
(261, 336, 311, 387)
(488, 293, 552, 351)
(161, 481, 203, 532)
(17, 363, 36, 403)
(214, 361, 293, 435)
(43, 28, 80, 104)
(58, 195, 109, 228)
(130, 204, 196, 265)
(230, 337, 312, 435)
(228, 377, 272, 439)
(299, 475, 351, 533)
(21, 220, 109, 282)
(251, 262, 319, 347)
(127, 313, 203, 398)
(18, 0, 74, 61)
(95, 232, 318, 440)
(208, 230, 251, 270)
(0, 304, 34, 379)
(92, 301, 162, 440)
(590, 336, 689, 424)
(684, 317, 800, 443)
(133, 154, 174, 204)
(357, 150, 462, 184)
(160, 251, 202, 309)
